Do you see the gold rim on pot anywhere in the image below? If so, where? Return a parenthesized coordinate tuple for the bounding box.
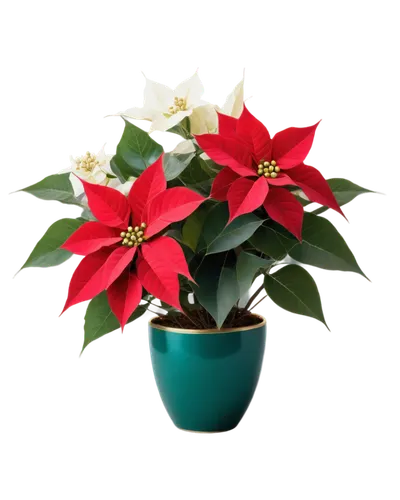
(148, 312, 268, 335)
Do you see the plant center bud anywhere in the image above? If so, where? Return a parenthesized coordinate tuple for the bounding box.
(75, 151, 100, 172)
(120, 222, 147, 247)
(168, 96, 187, 115)
(256, 160, 281, 179)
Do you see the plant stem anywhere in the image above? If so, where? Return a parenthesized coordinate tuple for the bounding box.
(244, 283, 264, 311)
(227, 309, 236, 328)
(244, 260, 282, 311)
(249, 295, 267, 311)
(183, 309, 203, 329)
(249, 294, 266, 311)
(195, 310, 208, 329)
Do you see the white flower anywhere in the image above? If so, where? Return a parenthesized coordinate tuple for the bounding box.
(190, 104, 219, 135)
(118, 71, 206, 133)
(172, 139, 196, 155)
(219, 75, 245, 119)
(66, 146, 115, 196)
(190, 75, 245, 135)
(61, 145, 130, 197)
(115, 178, 136, 196)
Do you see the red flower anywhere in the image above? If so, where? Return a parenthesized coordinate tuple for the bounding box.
(195, 106, 344, 239)
(61, 155, 205, 329)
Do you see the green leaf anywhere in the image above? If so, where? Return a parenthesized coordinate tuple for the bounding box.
(82, 291, 146, 352)
(19, 218, 85, 271)
(167, 117, 192, 140)
(181, 244, 195, 266)
(312, 178, 376, 215)
(181, 203, 210, 252)
(201, 203, 263, 255)
(163, 229, 190, 249)
(177, 156, 215, 196)
(264, 264, 328, 328)
(195, 155, 220, 177)
(18, 173, 82, 206)
(236, 252, 273, 298)
(192, 253, 240, 328)
(249, 225, 297, 260)
(289, 213, 367, 278)
(110, 156, 132, 183)
(178, 274, 194, 294)
(199, 157, 222, 174)
(327, 178, 375, 203)
(80, 207, 97, 221)
(173, 174, 213, 198)
(169, 152, 216, 197)
(185, 179, 213, 198)
(163, 148, 196, 181)
(110, 118, 163, 181)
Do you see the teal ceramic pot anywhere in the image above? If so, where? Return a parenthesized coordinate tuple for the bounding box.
(149, 315, 266, 433)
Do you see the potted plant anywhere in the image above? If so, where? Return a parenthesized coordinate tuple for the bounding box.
(16, 72, 374, 433)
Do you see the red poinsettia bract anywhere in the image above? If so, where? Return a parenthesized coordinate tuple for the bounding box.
(195, 106, 344, 239)
(61, 155, 205, 329)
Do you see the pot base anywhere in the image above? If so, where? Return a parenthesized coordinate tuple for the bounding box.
(178, 429, 230, 435)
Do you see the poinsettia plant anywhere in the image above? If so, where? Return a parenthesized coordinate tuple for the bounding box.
(16, 72, 374, 351)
